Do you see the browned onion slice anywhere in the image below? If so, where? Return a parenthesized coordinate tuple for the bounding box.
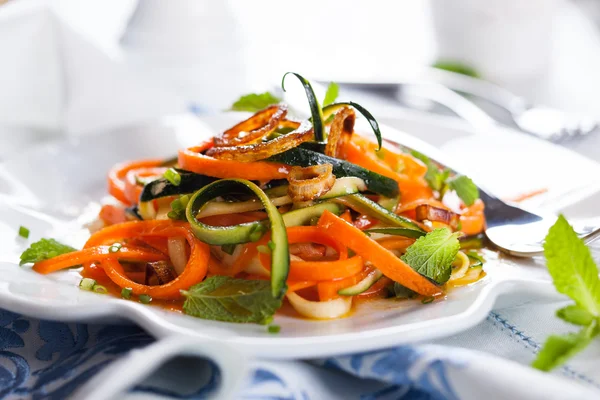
(206, 122, 314, 162)
(278, 118, 301, 130)
(214, 105, 287, 146)
(415, 204, 460, 229)
(325, 107, 355, 158)
(145, 261, 177, 286)
(287, 164, 335, 202)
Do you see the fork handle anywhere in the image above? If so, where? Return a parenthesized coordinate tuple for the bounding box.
(423, 68, 529, 115)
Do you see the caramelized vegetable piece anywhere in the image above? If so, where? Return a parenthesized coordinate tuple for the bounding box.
(145, 261, 177, 285)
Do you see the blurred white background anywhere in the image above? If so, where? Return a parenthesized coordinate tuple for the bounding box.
(2, 0, 600, 157)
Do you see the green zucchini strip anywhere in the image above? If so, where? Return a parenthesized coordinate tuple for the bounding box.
(186, 179, 289, 299)
(323, 102, 383, 150)
(335, 194, 424, 231)
(338, 269, 384, 296)
(140, 170, 218, 202)
(267, 148, 399, 198)
(281, 72, 325, 142)
(364, 227, 426, 239)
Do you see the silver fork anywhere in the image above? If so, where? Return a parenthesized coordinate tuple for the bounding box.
(424, 68, 599, 141)
(387, 138, 600, 257)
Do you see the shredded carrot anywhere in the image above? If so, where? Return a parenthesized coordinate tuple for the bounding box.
(459, 199, 485, 236)
(317, 210, 441, 296)
(99, 204, 127, 226)
(377, 237, 415, 251)
(340, 209, 353, 223)
(179, 141, 290, 181)
(257, 226, 365, 282)
(108, 159, 164, 205)
(33, 246, 166, 275)
(85, 220, 210, 299)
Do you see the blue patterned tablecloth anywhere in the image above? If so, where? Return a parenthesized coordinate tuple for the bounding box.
(3, 303, 600, 400)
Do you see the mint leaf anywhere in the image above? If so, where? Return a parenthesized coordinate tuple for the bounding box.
(411, 151, 448, 191)
(557, 305, 594, 326)
(544, 215, 600, 315)
(410, 151, 479, 206)
(432, 60, 480, 78)
(447, 175, 479, 206)
(322, 82, 339, 107)
(19, 238, 76, 266)
(401, 228, 460, 284)
(532, 321, 599, 371)
(182, 276, 282, 324)
(229, 92, 281, 113)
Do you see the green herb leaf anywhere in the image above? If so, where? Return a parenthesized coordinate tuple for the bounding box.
(544, 215, 600, 315)
(532, 321, 599, 371)
(268, 324, 281, 334)
(556, 305, 594, 326)
(401, 228, 460, 284)
(19, 238, 76, 266)
(18, 226, 30, 239)
(182, 276, 282, 324)
(432, 60, 480, 78)
(411, 151, 449, 192)
(322, 82, 339, 107)
(230, 92, 281, 113)
(448, 175, 479, 206)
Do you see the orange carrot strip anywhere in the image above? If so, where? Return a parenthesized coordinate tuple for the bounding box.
(459, 199, 485, 236)
(99, 204, 127, 226)
(340, 210, 353, 223)
(377, 237, 416, 251)
(317, 210, 441, 296)
(108, 159, 163, 205)
(85, 220, 210, 299)
(231, 243, 259, 276)
(288, 280, 317, 292)
(179, 141, 290, 181)
(124, 167, 166, 205)
(257, 226, 365, 282)
(33, 246, 166, 275)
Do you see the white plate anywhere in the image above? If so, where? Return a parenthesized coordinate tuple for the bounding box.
(1, 113, 599, 360)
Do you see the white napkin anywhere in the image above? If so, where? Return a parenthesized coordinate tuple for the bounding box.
(0, 0, 187, 159)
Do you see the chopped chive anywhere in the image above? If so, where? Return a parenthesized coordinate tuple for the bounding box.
(167, 211, 180, 220)
(267, 324, 281, 334)
(170, 198, 183, 212)
(139, 294, 152, 304)
(179, 194, 190, 208)
(79, 278, 96, 291)
(121, 287, 133, 299)
(267, 240, 276, 251)
(18, 226, 30, 239)
(422, 297, 435, 304)
(256, 245, 270, 254)
(221, 244, 237, 255)
(108, 243, 122, 253)
(163, 168, 181, 186)
(93, 285, 108, 294)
